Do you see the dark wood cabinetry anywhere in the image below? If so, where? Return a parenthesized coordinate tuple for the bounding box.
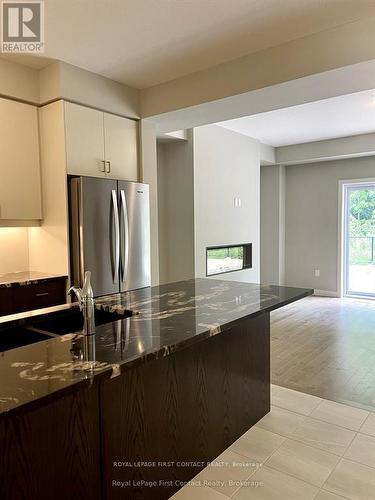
(0, 388, 101, 500)
(101, 313, 270, 500)
(0, 287, 13, 316)
(0, 277, 67, 316)
(0, 312, 270, 500)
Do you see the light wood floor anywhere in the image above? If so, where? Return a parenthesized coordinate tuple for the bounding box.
(271, 295, 375, 412)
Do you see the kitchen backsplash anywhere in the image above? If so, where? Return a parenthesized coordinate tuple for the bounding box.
(0, 228, 29, 274)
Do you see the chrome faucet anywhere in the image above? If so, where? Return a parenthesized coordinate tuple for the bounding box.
(68, 271, 96, 336)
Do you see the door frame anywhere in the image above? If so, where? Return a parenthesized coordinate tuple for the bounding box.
(338, 178, 375, 298)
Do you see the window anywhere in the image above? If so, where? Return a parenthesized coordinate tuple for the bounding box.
(342, 182, 375, 297)
(206, 244, 252, 276)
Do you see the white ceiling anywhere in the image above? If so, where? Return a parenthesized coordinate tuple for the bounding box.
(5, 0, 375, 89)
(217, 90, 375, 147)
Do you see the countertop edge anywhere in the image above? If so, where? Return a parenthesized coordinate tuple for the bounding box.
(0, 273, 68, 289)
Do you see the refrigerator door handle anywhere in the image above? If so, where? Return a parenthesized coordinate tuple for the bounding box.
(112, 189, 120, 284)
(120, 189, 129, 284)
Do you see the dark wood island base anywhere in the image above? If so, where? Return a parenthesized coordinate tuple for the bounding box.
(102, 312, 270, 500)
(0, 313, 269, 500)
(0, 279, 311, 500)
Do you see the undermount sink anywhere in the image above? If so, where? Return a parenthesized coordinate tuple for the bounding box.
(0, 307, 132, 353)
(31, 307, 132, 335)
(0, 327, 51, 353)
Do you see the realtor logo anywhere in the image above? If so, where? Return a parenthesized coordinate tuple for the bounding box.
(1, 1, 44, 53)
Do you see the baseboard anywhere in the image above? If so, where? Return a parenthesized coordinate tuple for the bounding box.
(314, 289, 340, 298)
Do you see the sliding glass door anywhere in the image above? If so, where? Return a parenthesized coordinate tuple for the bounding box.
(343, 183, 375, 297)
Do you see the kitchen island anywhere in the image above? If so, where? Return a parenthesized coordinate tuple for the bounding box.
(0, 278, 312, 500)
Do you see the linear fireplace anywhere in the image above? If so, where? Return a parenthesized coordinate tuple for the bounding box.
(206, 243, 252, 276)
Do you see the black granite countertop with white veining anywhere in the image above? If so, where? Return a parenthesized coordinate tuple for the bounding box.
(0, 278, 312, 416)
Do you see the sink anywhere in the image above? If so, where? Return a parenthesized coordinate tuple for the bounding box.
(0, 308, 132, 352)
(0, 327, 51, 353)
(31, 307, 132, 335)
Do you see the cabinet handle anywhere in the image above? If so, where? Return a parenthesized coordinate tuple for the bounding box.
(100, 160, 106, 172)
(106, 161, 111, 173)
(36, 292, 49, 297)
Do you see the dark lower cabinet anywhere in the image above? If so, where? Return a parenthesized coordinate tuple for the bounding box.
(0, 288, 13, 316)
(12, 279, 67, 313)
(100, 313, 270, 500)
(0, 313, 270, 500)
(0, 388, 101, 500)
(0, 277, 67, 316)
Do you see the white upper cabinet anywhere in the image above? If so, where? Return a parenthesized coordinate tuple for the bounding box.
(104, 112, 138, 181)
(0, 98, 42, 220)
(64, 102, 106, 177)
(65, 102, 138, 181)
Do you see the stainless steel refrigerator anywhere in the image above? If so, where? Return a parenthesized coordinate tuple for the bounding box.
(69, 176, 151, 297)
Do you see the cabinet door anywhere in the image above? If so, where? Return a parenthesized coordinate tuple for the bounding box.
(0, 98, 42, 220)
(104, 113, 138, 181)
(65, 102, 106, 177)
(0, 288, 13, 316)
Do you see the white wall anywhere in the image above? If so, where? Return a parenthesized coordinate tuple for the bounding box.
(141, 17, 375, 118)
(277, 132, 375, 165)
(0, 59, 39, 103)
(0, 228, 29, 273)
(0, 59, 140, 118)
(39, 61, 140, 118)
(140, 120, 160, 285)
(193, 125, 260, 283)
(157, 132, 195, 284)
(260, 143, 276, 166)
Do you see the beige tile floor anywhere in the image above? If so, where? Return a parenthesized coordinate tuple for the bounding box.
(171, 385, 375, 500)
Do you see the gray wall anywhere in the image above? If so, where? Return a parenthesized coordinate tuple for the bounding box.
(194, 125, 260, 283)
(158, 125, 261, 286)
(260, 165, 285, 285)
(157, 133, 195, 284)
(284, 156, 375, 293)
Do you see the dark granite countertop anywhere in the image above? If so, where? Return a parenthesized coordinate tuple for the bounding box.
(0, 271, 67, 288)
(0, 279, 312, 416)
